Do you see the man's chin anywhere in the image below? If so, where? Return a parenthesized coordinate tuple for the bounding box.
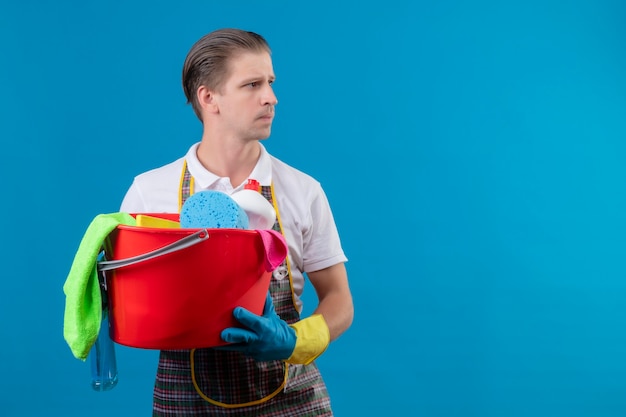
(257, 128, 272, 140)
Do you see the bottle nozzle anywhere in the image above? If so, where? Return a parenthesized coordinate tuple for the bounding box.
(245, 179, 261, 192)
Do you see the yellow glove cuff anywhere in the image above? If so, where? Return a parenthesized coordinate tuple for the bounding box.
(286, 314, 330, 365)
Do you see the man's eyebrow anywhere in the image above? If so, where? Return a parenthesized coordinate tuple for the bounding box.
(239, 75, 276, 84)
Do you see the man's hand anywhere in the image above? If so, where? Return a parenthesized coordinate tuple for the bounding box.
(219, 292, 296, 362)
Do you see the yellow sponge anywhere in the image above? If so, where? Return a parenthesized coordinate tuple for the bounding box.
(135, 214, 180, 228)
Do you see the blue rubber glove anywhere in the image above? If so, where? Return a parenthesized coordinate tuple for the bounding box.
(219, 292, 296, 362)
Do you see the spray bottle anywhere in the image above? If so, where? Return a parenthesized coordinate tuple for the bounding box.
(231, 179, 276, 230)
(90, 252, 119, 391)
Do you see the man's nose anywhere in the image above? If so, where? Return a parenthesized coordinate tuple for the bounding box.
(263, 85, 278, 106)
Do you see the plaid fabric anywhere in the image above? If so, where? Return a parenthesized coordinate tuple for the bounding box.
(153, 351, 332, 416)
(261, 185, 300, 326)
(179, 160, 193, 211)
(151, 171, 332, 416)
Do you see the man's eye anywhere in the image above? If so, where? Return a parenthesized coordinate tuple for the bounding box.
(248, 82, 259, 88)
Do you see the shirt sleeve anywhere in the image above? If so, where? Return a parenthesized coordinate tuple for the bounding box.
(302, 183, 348, 273)
(120, 181, 146, 212)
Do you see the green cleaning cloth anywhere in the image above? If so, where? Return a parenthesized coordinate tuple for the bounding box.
(63, 212, 136, 361)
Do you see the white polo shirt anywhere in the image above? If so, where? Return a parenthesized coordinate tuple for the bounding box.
(120, 142, 347, 308)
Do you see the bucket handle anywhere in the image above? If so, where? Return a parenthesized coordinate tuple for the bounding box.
(98, 228, 210, 272)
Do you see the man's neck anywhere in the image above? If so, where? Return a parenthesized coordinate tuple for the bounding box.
(196, 136, 261, 188)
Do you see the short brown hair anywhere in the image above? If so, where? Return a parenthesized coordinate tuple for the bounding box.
(182, 28, 271, 121)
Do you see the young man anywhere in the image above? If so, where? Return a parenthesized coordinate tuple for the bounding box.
(120, 28, 354, 416)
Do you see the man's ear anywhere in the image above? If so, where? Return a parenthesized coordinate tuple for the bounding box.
(197, 85, 219, 113)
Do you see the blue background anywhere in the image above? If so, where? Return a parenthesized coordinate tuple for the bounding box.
(1, 1, 625, 416)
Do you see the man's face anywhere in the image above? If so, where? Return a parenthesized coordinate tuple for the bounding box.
(214, 51, 277, 142)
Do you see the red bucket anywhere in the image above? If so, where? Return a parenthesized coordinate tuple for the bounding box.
(99, 213, 287, 350)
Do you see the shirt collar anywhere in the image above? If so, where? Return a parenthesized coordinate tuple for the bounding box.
(185, 142, 272, 193)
